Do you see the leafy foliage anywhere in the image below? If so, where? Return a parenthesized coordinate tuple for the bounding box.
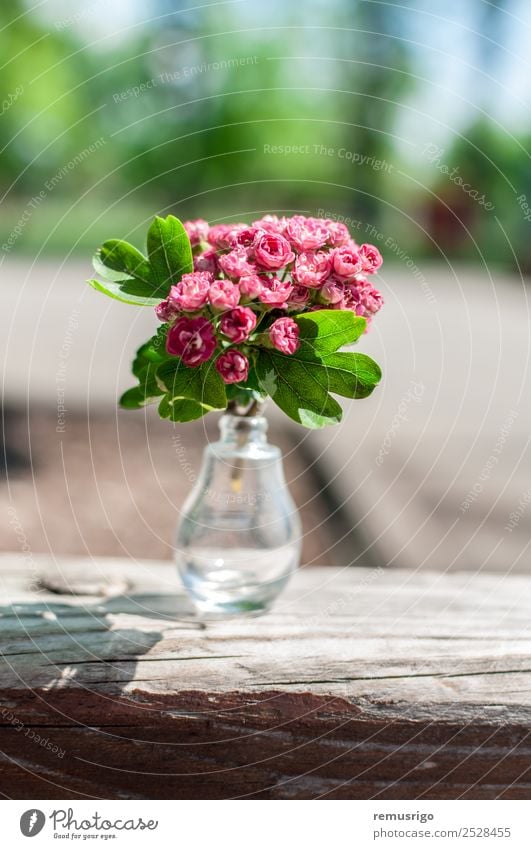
(88, 215, 193, 306)
(147, 216, 193, 289)
(156, 358, 227, 419)
(255, 311, 381, 428)
(295, 310, 367, 354)
(119, 326, 227, 423)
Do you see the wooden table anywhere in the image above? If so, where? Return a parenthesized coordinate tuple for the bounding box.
(1, 554, 531, 800)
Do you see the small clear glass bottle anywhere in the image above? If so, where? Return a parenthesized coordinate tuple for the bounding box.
(176, 412, 301, 616)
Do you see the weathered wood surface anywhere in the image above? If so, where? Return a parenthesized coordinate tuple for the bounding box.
(1, 554, 531, 799)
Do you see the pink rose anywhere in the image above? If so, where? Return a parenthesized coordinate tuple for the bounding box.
(168, 271, 212, 311)
(194, 249, 218, 275)
(325, 220, 350, 247)
(292, 250, 332, 288)
(155, 297, 179, 322)
(183, 219, 209, 246)
(218, 247, 254, 279)
(220, 306, 257, 343)
(320, 278, 344, 304)
(239, 274, 264, 299)
(359, 243, 383, 273)
(258, 276, 294, 307)
(215, 350, 249, 384)
(285, 216, 329, 251)
(166, 316, 217, 366)
(269, 317, 300, 355)
(254, 232, 295, 270)
(209, 279, 240, 311)
(287, 285, 311, 307)
(332, 245, 363, 279)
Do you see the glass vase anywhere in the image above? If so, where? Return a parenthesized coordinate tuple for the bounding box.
(176, 410, 301, 616)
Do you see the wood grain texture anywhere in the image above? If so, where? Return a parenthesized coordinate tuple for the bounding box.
(1, 554, 531, 799)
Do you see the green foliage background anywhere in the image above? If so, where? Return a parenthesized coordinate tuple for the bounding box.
(1, 0, 530, 269)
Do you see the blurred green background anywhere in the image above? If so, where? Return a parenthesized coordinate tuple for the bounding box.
(1, 0, 530, 268)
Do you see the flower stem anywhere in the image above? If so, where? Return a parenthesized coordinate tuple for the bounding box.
(227, 397, 265, 490)
(226, 397, 264, 418)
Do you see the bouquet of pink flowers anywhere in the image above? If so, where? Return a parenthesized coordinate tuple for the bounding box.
(89, 214, 383, 427)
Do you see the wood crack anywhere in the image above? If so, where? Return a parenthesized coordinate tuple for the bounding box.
(39, 654, 244, 667)
(262, 667, 531, 686)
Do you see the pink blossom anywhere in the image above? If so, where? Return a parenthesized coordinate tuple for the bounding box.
(208, 223, 248, 250)
(183, 219, 209, 246)
(226, 223, 249, 243)
(332, 245, 363, 279)
(362, 284, 384, 315)
(320, 278, 345, 304)
(252, 214, 287, 234)
(155, 298, 179, 322)
(287, 285, 311, 307)
(220, 306, 257, 343)
(209, 278, 240, 311)
(215, 350, 249, 384)
(207, 224, 235, 250)
(218, 247, 254, 279)
(269, 317, 300, 355)
(194, 249, 218, 275)
(286, 216, 329, 251)
(337, 281, 384, 318)
(166, 316, 216, 366)
(254, 233, 295, 270)
(292, 250, 332, 288)
(325, 220, 350, 247)
(239, 274, 264, 299)
(336, 284, 365, 316)
(231, 226, 263, 248)
(358, 243, 383, 273)
(168, 271, 212, 311)
(258, 276, 294, 307)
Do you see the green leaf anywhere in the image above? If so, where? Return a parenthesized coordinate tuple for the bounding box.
(99, 240, 153, 284)
(119, 381, 162, 409)
(120, 386, 146, 409)
(119, 329, 172, 411)
(256, 346, 382, 428)
(88, 278, 162, 307)
(147, 215, 193, 291)
(120, 355, 166, 410)
(132, 327, 170, 378)
(294, 310, 366, 354)
(158, 395, 208, 422)
(256, 349, 343, 428)
(156, 358, 227, 413)
(92, 251, 132, 283)
(312, 351, 382, 399)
